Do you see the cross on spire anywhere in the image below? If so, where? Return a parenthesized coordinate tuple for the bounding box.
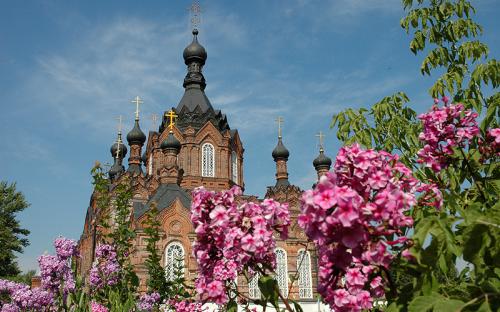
(131, 96, 143, 120)
(151, 113, 158, 129)
(116, 115, 123, 134)
(189, 0, 201, 30)
(275, 116, 284, 138)
(316, 131, 325, 151)
(165, 110, 178, 131)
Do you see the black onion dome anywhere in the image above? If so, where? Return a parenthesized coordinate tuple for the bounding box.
(183, 29, 207, 65)
(126, 120, 146, 145)
(110, 137, 128, 159)
(272, 138, 290, 160)
(109, 162, 124, 180)
(161, 132, 181, 151)
(313, 149, 332, 169)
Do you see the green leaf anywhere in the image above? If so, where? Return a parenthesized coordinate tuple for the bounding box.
(408, 295, 440, 312)
(433, 299, 465, 312)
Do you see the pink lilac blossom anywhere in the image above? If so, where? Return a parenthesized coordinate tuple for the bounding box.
(137, 292, 161, 311)
(89, 244, 121, 289)
(480, 128, 500, 158)
(191, 186, 290, 305)
(417, 100, 480, 172)
(166, 298, 205, 312)
(91, 302, 109, 312)
(299, 144, 441, 312)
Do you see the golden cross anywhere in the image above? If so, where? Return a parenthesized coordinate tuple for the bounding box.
(115, 136, 122, 159)
(275, 116, 284, 138)
(165, 110, 178, 131)
(151, 113, 158, 128)
(131, 96, 143, 120)
(316, 131, 325, 150)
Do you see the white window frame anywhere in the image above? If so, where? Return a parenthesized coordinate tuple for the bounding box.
(231, 151, 238, 183)
(148, 154, 153, 176)
(165, 242, 185, 281)
(297, 249, 313, 299)
(201, 143, 215, 177)
(275, 248, 289, 298)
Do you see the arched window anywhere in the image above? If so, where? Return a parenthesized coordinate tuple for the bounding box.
(275, 248, 289, 298)
(297, 249, 313, 299)
(165, 242, 185, 281)
(148, 154, 153, 176)
(201, 143, 215, 177)
(248, 272, 260, 299)
(231, 151, 238, 183)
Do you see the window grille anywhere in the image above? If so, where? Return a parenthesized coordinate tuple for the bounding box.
(201, 143, 215, 177)
(165, 242, 185, 281)
(297, 249, 313, 299)
(231, 151, 238, 183)
(275, 248, 289, 298)
(248, 272, 261, 299)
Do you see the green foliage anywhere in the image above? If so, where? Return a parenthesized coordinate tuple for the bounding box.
(0, 181, 30, 278)
(90, 165, 139, 304)
(331, 0, 499, 310)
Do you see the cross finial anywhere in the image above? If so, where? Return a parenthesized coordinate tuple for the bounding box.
(189, 0, 202, 30)
(115, 135, 123, 160)
(275, 116, 284, 138)
(165, 110, 178, 132)
(116, 115, 123, 134)
(151, 113, 159, 129)
(316, 131, 325, 151)
(131, 96, 143, 120)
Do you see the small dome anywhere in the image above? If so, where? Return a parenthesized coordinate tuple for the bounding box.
(108, 162, 124, 180)
(110, 136, 128, 159)
(272, 138, 289, 160)
(126, 120, 146, 145)
(313, 149, 332, 169)
(160, 132, 181, 151)
(183, 29, 207, 65)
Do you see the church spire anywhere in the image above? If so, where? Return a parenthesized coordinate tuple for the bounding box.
(159, 110, 182, 185)
(313, 131, 332, 179)
(272, 117, 290, 187)
(126, 96, 146, 175)
(109, 116, 128, 180)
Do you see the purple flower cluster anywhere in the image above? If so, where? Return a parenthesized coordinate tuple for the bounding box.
(191, 186, 290, 305)
(137, 292, 160, 311)
(89, 244, 121, 289)
(0, 279, 53, 312)
(417, 99, 480, 172)
(38, 237, 78, 295)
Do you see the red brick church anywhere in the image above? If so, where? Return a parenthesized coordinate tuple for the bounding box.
(77, 28, 333, 309)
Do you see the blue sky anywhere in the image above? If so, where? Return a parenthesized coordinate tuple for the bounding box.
(0, 0, 498, 272)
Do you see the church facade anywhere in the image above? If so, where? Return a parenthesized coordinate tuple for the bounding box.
(77, 29, 333, 310)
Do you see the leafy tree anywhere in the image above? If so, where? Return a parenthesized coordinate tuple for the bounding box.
(331, 0, 499, 311)
(0, 181, 30, 278)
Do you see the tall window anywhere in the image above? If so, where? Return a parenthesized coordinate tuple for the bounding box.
(148, 154, 153, 176)
(248, 272, 260, 299)
(275, 248, 289, 298)
(201, 143, 215, 177)
(165, 242, 184, 281)
(231, 151, 238, 183)
(297, 249, 313, 299)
